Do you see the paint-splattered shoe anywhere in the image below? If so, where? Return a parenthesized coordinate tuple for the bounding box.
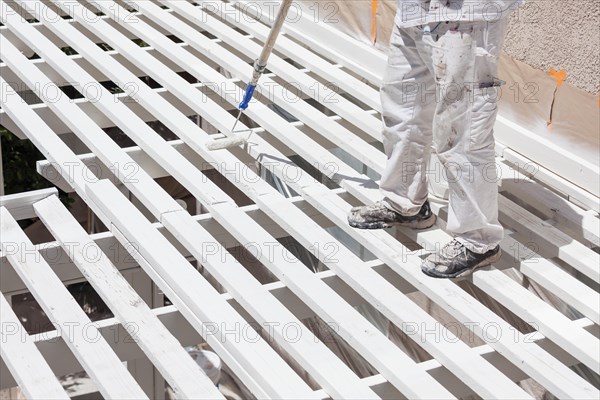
(348, 201, 436, 230)
(421, 239, 501, 278)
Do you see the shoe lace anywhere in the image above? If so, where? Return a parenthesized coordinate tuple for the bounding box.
(444, 239, 467, 257)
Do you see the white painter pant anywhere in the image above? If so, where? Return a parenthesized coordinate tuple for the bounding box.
(379, 19, 509, 253)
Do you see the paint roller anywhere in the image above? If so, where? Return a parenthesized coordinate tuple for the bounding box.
(206, 0, 294, 151)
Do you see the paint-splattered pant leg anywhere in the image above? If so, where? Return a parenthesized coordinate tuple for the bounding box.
(380, 19, 509, 253)
(379, 24, 436, 216)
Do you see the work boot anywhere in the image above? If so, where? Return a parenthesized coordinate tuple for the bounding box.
(421, 239, 501, 278)
(348, 201, 436, 230)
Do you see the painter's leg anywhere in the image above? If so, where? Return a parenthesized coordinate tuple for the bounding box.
(347, 23, 438, 230)
(420, 19, 509, 277)
(378, 24, 437, 215)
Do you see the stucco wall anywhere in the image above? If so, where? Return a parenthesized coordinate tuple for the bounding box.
(503, 0, 600, 94)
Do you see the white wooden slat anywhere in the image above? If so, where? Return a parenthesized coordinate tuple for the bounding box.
(35, 139, 257, 193)
(474, 269, 600, 374)
(521, 262, 600, 325)
(497, 160, 600, 247)
(499, 145, 600, 214)
(124, 35, 600, 396)
(495, 117, 600, 198)
(23, 1, 447, 397)
(0, 292, 69, 399)
(79, 5, 592, 396)
(229, 0, 386, 86)
(42, 3, 458, 396)
(0, 41, 178, 218)
(0, 207, 149, 399)
(6, 4, 389, 399)
(217, 1, 381, 111)
(117, 0, 384, 174)
(84, 180, 320, 399)
(0, 188, 58, 221)
(158, 210, 381, 400)
(32, 195, 225, 400)
(0, 39, 196, 86)
(4, 0, 600, 396)
(160, 0, 381, 140)
(1, 75, 311, 141)
(430, 199, 600, 326)
(0, 53, 270, 399)
(1, 2, 231, 209)
(59, 1, 596, 396)
(0, 10, 171, 47)
(498, 195, 600, 283)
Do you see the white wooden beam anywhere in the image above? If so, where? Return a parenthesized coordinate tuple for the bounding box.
(0, 187, 57, 220)
(1, 1, 597, 398)
(215, 1, 381, 111)
(497, 158, 600, 246)
(59, 0, 596, 396)
(0, 291, 69, 399)
(86, 179, 319, 399)
(229, 0, 385, 85)
(495, 117, 599, 198)
(32, 194, 225, 400)
(497, 195, 599, 283)
(1, 8, 384, 396)
(521, 262, 600, 325)
(119, 15, 591, 395)
(0, 207, 148, 399)
(474, 269, 600, 374)
(39, 2, 457, 397)
(498, 143, 600, 213)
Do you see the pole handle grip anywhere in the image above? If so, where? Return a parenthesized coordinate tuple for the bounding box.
(238, 83, 256, 110)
